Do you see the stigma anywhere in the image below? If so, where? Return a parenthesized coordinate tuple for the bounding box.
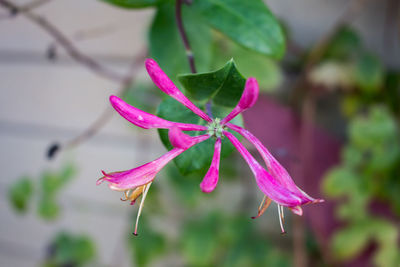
(207, 118, 225, 138)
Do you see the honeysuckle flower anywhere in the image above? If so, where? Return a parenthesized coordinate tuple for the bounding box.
(98, 58, 323, 235)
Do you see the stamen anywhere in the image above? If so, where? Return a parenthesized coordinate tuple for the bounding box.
(277, 204, 286, 235)
(133, 182, 152, 236)
(280, 205, 285, 224)
(251, 196, 272, 219)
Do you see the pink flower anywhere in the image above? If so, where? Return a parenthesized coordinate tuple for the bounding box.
(98, 59, 323, 235)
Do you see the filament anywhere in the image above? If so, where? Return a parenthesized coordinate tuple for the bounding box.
(277, 204, 286, 234)
(133, 182, 152, 236)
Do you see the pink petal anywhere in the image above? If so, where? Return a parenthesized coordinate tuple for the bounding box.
(169, 126, 209, 149)
(224, 131, 306, 207)
(145, 59, 212, 122)
(221, 78, 259, 124)
(200, 138, 222, 193)
(98, 133, 210, 190)
(110, 95, 207, 131)
(290, 206, 303, 216)
(227, 123, 324, 204)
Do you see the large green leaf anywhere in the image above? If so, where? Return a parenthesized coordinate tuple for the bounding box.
(149, 2, 212, 80)
(192, 0, 285, 58)
(100, 0, 162, 8)
(178, 59, 246, 107)
(157, 97, 243, 175)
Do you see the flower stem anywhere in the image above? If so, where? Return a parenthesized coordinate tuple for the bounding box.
(175, 0, 214, 118)
(175, 0, 196, 73)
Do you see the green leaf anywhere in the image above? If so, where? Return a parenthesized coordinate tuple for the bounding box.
(193, 0, 285, 58)
(41, 164, 76, 196)
(331, 222, 371, 260)
(210, 33, 282, 91)
(8, 177, 33, 213)
(180, 213, 220, 266)
(178, 59, 246, 107)
(354, 52, 384, 93)
(38, 195, 60, 220)
(322, 167, 359, 198)
(48, 232, 95, 266)
(149, 2, 212, 80)
(157, 97, 243, 175)
(323, 26, 361, 61)
(100, 0, 162, 9)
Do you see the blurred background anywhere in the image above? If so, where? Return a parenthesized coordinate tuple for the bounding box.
(0, 0, 399, 266)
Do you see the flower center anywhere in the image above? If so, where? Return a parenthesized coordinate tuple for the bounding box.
(207, 118, 225, 138)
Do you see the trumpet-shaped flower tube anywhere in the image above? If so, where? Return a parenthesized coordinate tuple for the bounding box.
(200, 138, 222, 193)
(145, 59, 212, 122)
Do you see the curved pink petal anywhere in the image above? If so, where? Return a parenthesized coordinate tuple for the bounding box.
(145, 59, 212, 122)
(221, 78, 259, 124)
(200, 138, 222, 193)
(168, 127, 209, 149)
(224, 131, 306, 207)
(98, 133, 210, 190)
(110, 95, 207, 131)
(226, 123, 324, 205)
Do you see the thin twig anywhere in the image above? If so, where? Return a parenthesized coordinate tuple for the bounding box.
(175, 0, 196, 73)
(175, 0, 214, 118)
(0, 0, 125, 82)
(47, 48, 147, 160)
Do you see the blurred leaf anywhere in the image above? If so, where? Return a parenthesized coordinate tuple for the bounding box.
(157, 97, 243, 175)
(331, 222, 371, 260)
(149, 2, 212, 80)
(47, 232, 95, 266)
(128, 216, 166, 267)
(41, 164, 76, 196)
(178, 59, 246, 107)
(100, 0, 162, 8)
(322, 167, 359, 198)
(211, 33, 282, 91)
(341, 145, 363, 168)
(8, 177, 33, 213)
(354, 52, 384, 93)
(323, 26, 361, 61)
(192, 0, 285, 58)
(38, 195, 59, 220)
(181, 213, 220, 266)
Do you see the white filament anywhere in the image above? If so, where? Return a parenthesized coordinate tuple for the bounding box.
(134, 182, 152, 235)
(277, 204, 285, 233)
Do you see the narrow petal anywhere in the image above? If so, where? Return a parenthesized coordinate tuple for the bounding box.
(221, 78, 259, 124)
(227, 123, 324, 204)
(145, 59, 212, 122)
(200, 138, 222, 193)
(169, 126, 209, 149)
(290, 206, 303, 216)
(98, 133, 210, 190)
(110, 95, 207, 131)
(224, 131, 305, 207)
